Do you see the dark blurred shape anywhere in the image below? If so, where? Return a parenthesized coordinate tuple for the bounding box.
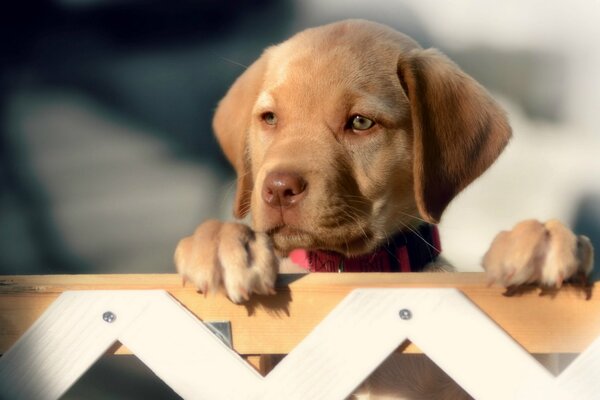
(0, 1, 294, 274)
(1, 1, 294, 398)
(1, 0, 292, 160)
(63, 355, 181, 400)
(573, 193, 600, 282)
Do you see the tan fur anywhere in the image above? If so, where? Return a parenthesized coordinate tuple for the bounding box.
(482, 219, 594, 288)
(175, 19, 593, 399)
(176, 220, 278, 303)
(398, 49, 512, 223)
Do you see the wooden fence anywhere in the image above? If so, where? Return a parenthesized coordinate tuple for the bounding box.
(0, 273, 599, 399)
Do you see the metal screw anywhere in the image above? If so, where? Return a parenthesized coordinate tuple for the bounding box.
(102, 311, 116, 323)
(399, 308, 412, 320)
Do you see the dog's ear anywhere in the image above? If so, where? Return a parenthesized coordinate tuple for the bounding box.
(213, 54, 268, 218)
(398, 49, 511, 223)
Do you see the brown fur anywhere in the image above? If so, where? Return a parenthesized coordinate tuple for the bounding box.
(212, 20, 511, 258)
(175, 20, 593, 399)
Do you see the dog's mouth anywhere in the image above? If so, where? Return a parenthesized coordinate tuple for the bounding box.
(266, 224, 375, 256)
(268, 225, 307, 237)
(266, 225, 313, 251)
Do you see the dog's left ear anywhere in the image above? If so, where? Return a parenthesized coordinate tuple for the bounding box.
(398, 49, 512, 224)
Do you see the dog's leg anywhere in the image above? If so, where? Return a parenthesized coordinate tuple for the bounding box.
(483, 219, 594, 288)
(175, 220, 278, 303)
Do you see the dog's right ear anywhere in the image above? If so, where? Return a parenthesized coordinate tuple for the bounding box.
(213, 54, 268, 219)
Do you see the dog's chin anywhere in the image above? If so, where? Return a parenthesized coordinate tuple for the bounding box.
(269, 226, 314, 254)
(268, 225, 377, 257)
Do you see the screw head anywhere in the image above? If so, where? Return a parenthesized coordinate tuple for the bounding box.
(399, 308, 412, 320)
(102, 311, 116, 323)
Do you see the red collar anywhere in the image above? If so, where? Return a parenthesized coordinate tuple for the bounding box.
(289, 224, 441, 272)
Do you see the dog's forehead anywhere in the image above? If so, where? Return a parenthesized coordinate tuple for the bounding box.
(268, 45, 370, 87)
(270, 34, 380, 82)
(262, 21, 419, 100)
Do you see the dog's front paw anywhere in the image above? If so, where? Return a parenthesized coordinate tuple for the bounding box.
(174, 220, 279, 303)
(482, 219, 593, 288)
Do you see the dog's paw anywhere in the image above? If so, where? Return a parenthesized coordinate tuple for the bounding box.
(174, 220, 279, 303)
(482, 219, 594, 288)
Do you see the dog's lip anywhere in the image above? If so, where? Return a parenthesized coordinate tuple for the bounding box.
(266, 224, 309, 237)
(266, 224, 374, 254)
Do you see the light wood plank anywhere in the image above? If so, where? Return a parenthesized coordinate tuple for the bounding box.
(0, 291, 156, 400)
(1, 273, 598, 355)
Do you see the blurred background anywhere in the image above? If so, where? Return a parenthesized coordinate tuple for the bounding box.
(1, 0, 599, 398)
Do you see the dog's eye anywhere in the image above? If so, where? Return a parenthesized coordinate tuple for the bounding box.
(261, 112, 278, 126)
(349, 115, 374, 131)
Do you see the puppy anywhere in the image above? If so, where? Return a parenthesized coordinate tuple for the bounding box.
(175, 20, 593, 398)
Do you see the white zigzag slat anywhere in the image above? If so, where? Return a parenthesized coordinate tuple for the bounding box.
(0, 289, 596, 399)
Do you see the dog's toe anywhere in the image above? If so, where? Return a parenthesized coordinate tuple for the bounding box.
(175, 221, 279, 303)
(483, 219, 594, 288)
(483, 220, 545, 286)
(174, 220, 223, 295)
(218, 224, 278, 303)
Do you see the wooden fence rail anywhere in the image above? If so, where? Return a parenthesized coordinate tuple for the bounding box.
(0, 273, 599, 399)
(2, 273, 598, 355)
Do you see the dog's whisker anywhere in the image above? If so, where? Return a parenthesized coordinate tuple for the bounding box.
(341, 210, 371, 244)
(338, 197, 422, 225)
(396, 210, 431, 225)
(220, 180, 238, 205)
(218, 56, 249, 70)
(220, 170, 253, 207)
(333, 217, 351, 255)
(398, 219, 441, 253)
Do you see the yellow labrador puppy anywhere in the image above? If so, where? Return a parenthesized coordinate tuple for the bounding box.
(175, 20, 593, 399)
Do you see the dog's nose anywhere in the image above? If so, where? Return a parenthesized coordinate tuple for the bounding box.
(262, 171, 307, 208)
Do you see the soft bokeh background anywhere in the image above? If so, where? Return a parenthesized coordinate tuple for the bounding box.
(1, 1, 599, 398)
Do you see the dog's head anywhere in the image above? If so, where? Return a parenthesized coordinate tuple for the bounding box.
(214, 20, 511, 256)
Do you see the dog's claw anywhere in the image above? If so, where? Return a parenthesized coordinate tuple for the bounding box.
(556, 272, 564, 288)
(238, 285, 250, 301)
(197, 282, 208, 297)
(485, 273, 497, 287)
(501, 268, 516, 286)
